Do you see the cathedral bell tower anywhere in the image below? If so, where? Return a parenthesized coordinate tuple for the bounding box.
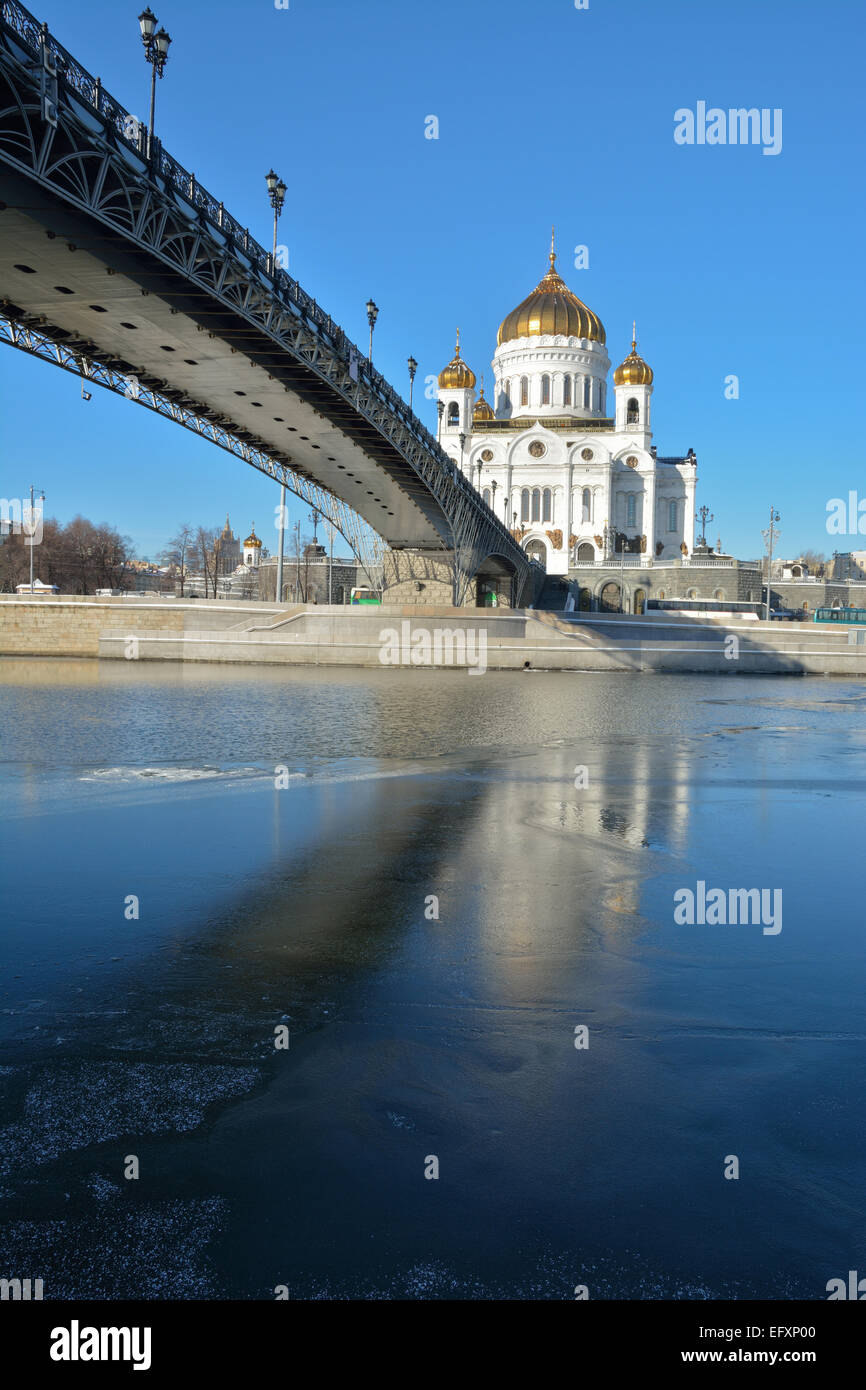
(436, 329, 477, 468)
(613, 324, 653, 437)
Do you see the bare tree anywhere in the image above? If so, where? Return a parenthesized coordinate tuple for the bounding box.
(1, 516, 132, 593)
(799, 549, 826, 577)
(195, 525, 221, 599)
(162, 524, 195, 596)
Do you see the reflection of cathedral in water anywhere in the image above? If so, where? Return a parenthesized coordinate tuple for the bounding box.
(435, 731, 693, 975)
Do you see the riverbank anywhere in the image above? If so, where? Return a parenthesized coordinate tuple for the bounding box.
(2, 595, 865, 674)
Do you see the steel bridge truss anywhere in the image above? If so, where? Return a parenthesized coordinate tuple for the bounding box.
(0, 0, 532, 606)
(0, 312, 384, 585)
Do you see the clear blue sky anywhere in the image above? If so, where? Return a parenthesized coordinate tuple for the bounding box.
(2, 0, 864, 561)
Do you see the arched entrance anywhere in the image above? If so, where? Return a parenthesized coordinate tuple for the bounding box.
(634, 587, 646, 615)
(576, 542, 595, 565)
(578, 586, 591, 611)
(600, 581, 621, 612)
(524, 538, 547, 568)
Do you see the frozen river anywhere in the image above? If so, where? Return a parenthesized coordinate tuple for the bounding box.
(1, 659, 864, 1298)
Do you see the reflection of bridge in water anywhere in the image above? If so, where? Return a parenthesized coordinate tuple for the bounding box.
(0, 1, 534, 605)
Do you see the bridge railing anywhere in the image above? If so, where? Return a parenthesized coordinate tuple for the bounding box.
(0, 0, 518, 562)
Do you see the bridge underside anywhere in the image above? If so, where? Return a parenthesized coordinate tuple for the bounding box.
(0, 5, 532, 606)
(0, 179, 446, 550)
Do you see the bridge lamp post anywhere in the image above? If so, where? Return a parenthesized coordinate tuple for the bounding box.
(265, 170, 287, 264)
(265, 170, 288, 608)
(366, 299, 378, 364)
(407, 356, 417, 410)
(436, 400, 444, 443)
(458, 432, 466, 478)
(491, 478, 497, 515)
(138, 10, 171, 161)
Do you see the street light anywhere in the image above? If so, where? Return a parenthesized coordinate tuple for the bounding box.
(458, 431, 466, 476)
(366, 299, 378, 362)
(697, 503, 714, 548)
(26, 485, 45, 594)
(264, 170, 289, 605)
(763, 506, 781, 620)
(491, 479, 498, 514)
(138, 9, 171, 160)
(265, 169, 287, 263)
(407, 355, 417, 410)
(437, 399, 444, 443)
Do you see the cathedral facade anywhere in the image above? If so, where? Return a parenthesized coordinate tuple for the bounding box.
(436, 238, 697, 579)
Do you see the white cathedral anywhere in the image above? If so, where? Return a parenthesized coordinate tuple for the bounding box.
(436, 236, 697, 577)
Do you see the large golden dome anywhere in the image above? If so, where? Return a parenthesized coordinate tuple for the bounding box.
(613, 327, 653, 386)
(244, 525, 262, 548)
(497, 234, 605, 346)
(438, 329, 477, 389)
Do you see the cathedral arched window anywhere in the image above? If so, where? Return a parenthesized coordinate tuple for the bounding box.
(541, 374, 550, 405)
(582, 487, 591, 523)
(520, 377, 529, 407)
(520, 488, 530, 523)
(668, 500, 677, 532)
(627, 494, 637, 528)
(448, 401, 460, 427)
(583, 377, 590, 409)
(563, 375, 572, 406)
(482, 488, 491, 506)
(600, 383, 607, 415)
(542, 488, 552, 523)
(627, 397, 639, 424)
(531, 488, 541, 523)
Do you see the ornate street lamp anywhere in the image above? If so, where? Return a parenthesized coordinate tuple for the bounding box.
(437, 399, 444, 443)
(491, 478, 498, 514)
(458, 431, 466, 476)
(366, 299, 379, 363)
(138, 9, 171, 160)
(407, 355, 417, 410)
(265, 169, 287, 262)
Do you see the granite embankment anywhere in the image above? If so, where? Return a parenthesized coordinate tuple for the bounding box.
(2, 596, 865, 674)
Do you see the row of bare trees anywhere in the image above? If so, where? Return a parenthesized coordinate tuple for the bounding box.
(0, 516, 132, 593)
(160, 524, 222, 597)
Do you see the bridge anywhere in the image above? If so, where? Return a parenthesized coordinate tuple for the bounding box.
(0, 0, 535, 606)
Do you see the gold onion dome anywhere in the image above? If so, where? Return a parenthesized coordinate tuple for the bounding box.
(613, 325, 653, 385)
(244, 525, 262, 548)
(497, 230, 606, 346)
(438, 329, 476, 389)
(473, 378, 495, 422)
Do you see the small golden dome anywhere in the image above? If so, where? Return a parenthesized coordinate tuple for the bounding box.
(438, 328, 477, 389)
(497, 230, 605, 346)
(473, 378, 495, 422)
(613, 325, 653, 386)
(244, 525, 262, 548)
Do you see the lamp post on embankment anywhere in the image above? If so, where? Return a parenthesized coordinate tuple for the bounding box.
(763, 506, 781, 620)
(26, 485, 44, 594)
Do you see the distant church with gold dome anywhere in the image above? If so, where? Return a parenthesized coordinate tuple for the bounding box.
(436, 234, 697, 583)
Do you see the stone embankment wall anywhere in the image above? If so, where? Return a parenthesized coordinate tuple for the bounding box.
(3, 595, 866, 675)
